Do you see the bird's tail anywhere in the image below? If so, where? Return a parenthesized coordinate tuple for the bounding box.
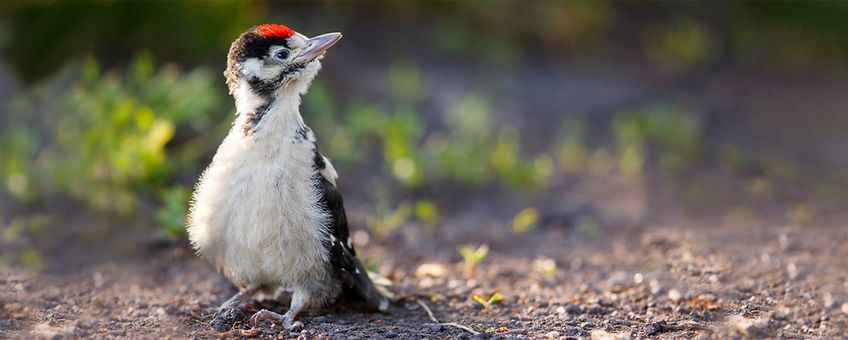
(347, 256, 392, 312)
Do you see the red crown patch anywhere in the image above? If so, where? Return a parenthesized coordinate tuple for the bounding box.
(256, 24, 295, 39)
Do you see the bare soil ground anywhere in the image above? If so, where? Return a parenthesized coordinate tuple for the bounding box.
(3, 194, 847, 339)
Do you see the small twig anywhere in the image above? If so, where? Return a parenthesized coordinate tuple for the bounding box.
(417, 299, 439, 323)
(416, 299, 480, 335)
(441, 322, 480, 335)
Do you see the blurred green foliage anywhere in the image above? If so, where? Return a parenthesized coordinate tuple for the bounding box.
(310, 81, 553, 191)
(511, 207, 539, 234)
(555, 104, 702, 179)
(642, 21, 716, 73)
(1, 53, 225, 224)
(1, 214, 49, 268)
(613, 104, 702, 176)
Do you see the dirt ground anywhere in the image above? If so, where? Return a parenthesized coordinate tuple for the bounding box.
(3, 187, 848, 339)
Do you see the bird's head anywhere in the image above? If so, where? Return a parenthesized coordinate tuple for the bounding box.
(225, 24, 342, 100)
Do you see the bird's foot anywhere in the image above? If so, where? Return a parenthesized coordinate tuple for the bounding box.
(248, 308, 284, 325)
(210, 286, 258, 332)
(248, 309, 303, 331)
(211, 306, 244, 332)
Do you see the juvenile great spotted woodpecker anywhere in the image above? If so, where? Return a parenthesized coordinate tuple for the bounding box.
(187, 24, 389, 331)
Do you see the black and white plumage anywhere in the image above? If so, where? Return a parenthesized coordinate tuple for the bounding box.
(187, 24, 388, 331)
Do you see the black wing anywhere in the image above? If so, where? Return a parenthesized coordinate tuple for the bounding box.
(313, 149, 388, 311)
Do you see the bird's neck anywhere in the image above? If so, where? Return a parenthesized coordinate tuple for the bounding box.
(234, 83, 306, 139)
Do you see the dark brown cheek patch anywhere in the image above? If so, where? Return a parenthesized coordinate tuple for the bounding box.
(247, 76, 278, 97)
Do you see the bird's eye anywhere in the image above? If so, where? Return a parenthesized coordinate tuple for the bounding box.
(275, 50, 290, 60)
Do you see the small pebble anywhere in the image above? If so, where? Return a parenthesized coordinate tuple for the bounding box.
(92, 272, 104, 288)
(822, 293, 836, 308)
(545, 330, 560, 338)
(787, 263, 799, 280)
(564, 327, 584, 336)
(646, 321, 668, 336)
(668, 289, 682, 302)
(566, 304, 582, 314)
(587, 306, 606, 315)
(649, 279, 662, 294)
(290, 324, 304, 334)
(729, 315, 768, 334)
(778, 234, 790, 250)
(422, 323, 442, 333)
(210, 307, 243, 332)
(607, 271, 629, 287)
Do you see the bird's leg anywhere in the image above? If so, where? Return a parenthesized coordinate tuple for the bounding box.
(249, 289, 309, 330)
(211, 285, 259, 331)
(219, 288, 254, 310)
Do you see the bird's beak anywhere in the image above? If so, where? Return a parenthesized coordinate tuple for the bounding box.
(292, 32, 343, 64)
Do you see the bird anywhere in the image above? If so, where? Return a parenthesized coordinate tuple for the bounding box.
(187, 23, 389, 331)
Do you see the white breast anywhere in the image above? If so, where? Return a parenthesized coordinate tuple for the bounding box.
(187, 98, 331, 289)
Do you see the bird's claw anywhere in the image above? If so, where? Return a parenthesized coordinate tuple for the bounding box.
(287, 320, 304, 332)
(249, 309, 280, 326)
(248, 309, 303, 331)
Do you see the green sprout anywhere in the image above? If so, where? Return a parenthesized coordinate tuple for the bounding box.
(788, 204, 813, 225)
(367, 201, 412, 238)
(511, 207, 539, 234)
(155, 185, 190, 236)
(363, 258, 381, 274)
(458, 244, 489, 276)
(471, 292, 503, 309)
(414, 200, 441, 227)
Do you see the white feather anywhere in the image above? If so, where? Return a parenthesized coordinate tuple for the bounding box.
(242, 58, 285, 82)
(321, 156, 339, 186)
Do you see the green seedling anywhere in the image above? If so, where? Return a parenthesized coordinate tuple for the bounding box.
(458, 244, 489, 276)
(788, 204, 812, 225)
(367, 201, 412, 238)
(471, 292, 503, 309)
(155, 185, 190, 236)
(511, 207, 539, 234)
(363, 258, 382, 274)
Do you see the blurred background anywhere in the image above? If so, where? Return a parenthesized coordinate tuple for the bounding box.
(2, 1, 848, 270)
